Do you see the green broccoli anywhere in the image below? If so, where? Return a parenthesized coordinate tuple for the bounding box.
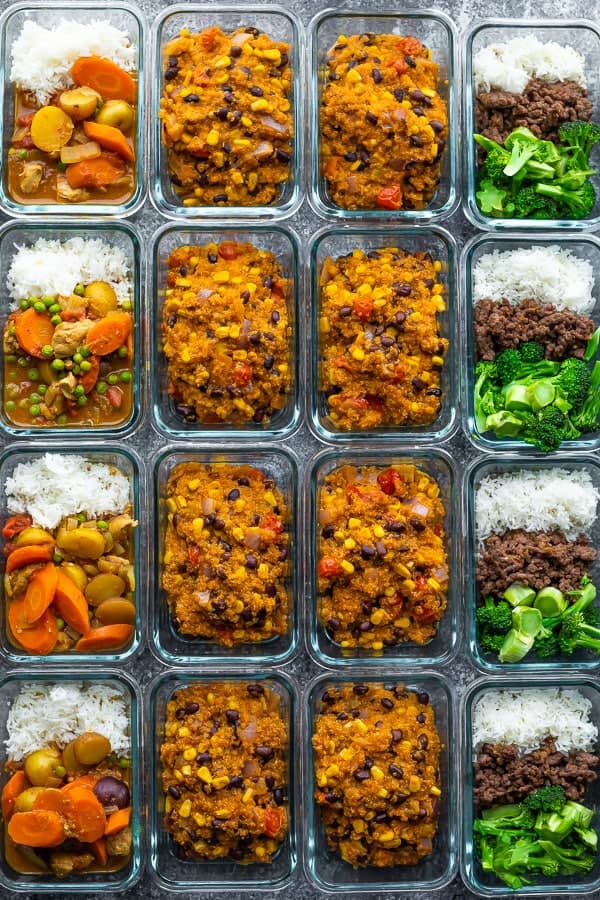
(583, 603, 600, 627)
(571, 359, 600, 432)
(536, 179, 596, 219)
(512, 184, 553, 217)
(543, 577, 597, 630)
(476, 179, 512, 216)
(480, 631, 506, 654)
(521, 413, 564, 452)
(558, 612, 600, 655)
(518, 342, 545, 364)
(504, 137, 541, 177)
(558, 120, 600, 170)
(555, 357, 592, 410)
(522, 785, 566, 814)
(532, 626, 560, 659)
(495, 348, 523, 385)
(474, 360, 502, 432)
(535, 839, 595, 876)
(476, 596, 513, 633)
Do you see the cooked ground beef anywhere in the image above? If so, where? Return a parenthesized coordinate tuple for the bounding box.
(476, 529, 597, 599)
(474, 298, 595, 362)
(475, 77, 593, 145)
(474, 737, 599, 810)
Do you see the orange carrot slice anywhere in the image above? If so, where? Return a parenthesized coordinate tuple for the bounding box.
(2, 771, 28, 820)
(66, 152, 125, 189)
(32, 788, 67, 817)
(14, 309, 55, 359)
(75, 623, 133, 653)
(91, 836, 108, 865)
(85, 312, 131, 356)
(23, 562, 58, 624)
(83, 120, 134, 162)
(71, 56, 136, 102)
(8, 810, 65, 847)
(61, 775, 97, 794)
(6, 543, 54, 573)
(53, 571, 91, 635)
(63, 787, 106, 842)
(80, 354, 100, 394)
(105, 805, 131, 835)
(8, 598, 58, 655)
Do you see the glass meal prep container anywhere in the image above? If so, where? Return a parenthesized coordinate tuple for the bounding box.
(0, 444, 143, 665)
(151, 222, 300, 439)
(308, 9, 457, 221)
(307, 448, 459, 668)
(150, 5, 302, 220)
(308, 226, 457, 443)
(0, 220, 142, 438)
(462, 233, 600, 452)
(304, 671, 457, 893)
(0, 668, 142, 894)
(152, 446, 298, 666)
(464, 19, 600, 231)
(0, 1, 145, 218)
(462, 676, 600, 896)
(148, 670, 298, 892)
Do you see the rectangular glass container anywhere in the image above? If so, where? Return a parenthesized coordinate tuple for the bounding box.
(0, 444, 143, 664)
(466, 453, 600, 672)
(0, 1, 145, 218)
(150, 5, 302, 220)
(304, 671, 457, 893)
(308, 226, 457, 442)
(462, 232, 600, 451)
(307, 447, 459, 667)
(0, 668, 142, 894)
(308, 9, 457, 221)
(148, 670, 298, 892)
(0, 219, 142, 438)
(464, 19, 600, 231)
(152, 445, 298, 665)
(151, 222, 300, 439)
(462, 676, 600, 895)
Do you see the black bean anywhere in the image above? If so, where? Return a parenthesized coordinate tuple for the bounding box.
(336, 711, 348, 721)
(417, 691, 430, 705)
(249, 85, 264, 97)
(264, 355, 274, 370)
(360, 544, 377, 560)
(167, 313, 177, 328)
(227, 488, 240, 501)
(374, 812, 389, 823)
(271, 310, 280, 324)
(327, 616, 341, 632)
(405, 55, 416, 67)
(412, 377, 426, 391)
(416, 712, 426, 724)
(255, 745, 274, 760)
(385, 521, 405, 534)
(380, 336, 394, 348)
(264, 583, 277, 599)
(226, 709, 240, 725)
(197, 173, 209, 187)
(213, 193, 228, 203)
(276, 148, 291, 163)
(362, 602, 372, 616)
(185, 701, 200, 715)
(175, 707, 186, 720)
(247, 683, 264, 697)
(321, 525, 334, 539)
(344, 152, 357, 162)
(213, 598, 227, 612)
(394, 88, 404, 102)
(353, 769, 371, 781)
(245, 553, 258, 570)
(410, 517, 426, 532)
(230, 45, 242, 58)
(278, 547, 288, 562)
(418, 734, 429, 749)
(274, 787, 285, 805)
(389, 764, 404, 779)
(339, 305, 352, 317)
(351, 708, 360, 718)
(216, 107, 229, 121)
(184, 93, 200, 103)
(229, 775, 245, 788)
(372, 68, 382, 83)
(375, 541, 387, 557)
(353, 684, 369, 695)
(394, 792, 409, 805)
(430, 119, 444, 133)
(165, 67, 178, 81)
(168, 785, 181, 799)
(196, 751, 212, 765)
(413, 107, 425, 117)
(391, 729, 403, 743)
(366, 111, 378, 125)
(427, 388, 442, 397)
(359, 621, 373, 631)
(381, 697, 394, 710)
(410, 134, 424, 148)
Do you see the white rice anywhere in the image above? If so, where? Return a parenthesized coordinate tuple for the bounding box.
(475, 468, 599, 541)
(5, 453, 131, 530)
(474, 36, 587, 95)
(472, 688, 598, 754)
(5, 682, 130, 761)
(7, 237, 133, 307)
(10, 19, 136, 106)
(473, 246, 596, 314)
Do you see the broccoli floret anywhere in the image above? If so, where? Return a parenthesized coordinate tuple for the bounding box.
(522, 786, 566, 814)
(480, 631, 506, 654)
(533, 626, 560, 659)
(476, 178, 512, 216)
(512, 184, 551, 218)
(535, 839, 595, 876)
(555, 357, 592, 410)
(484, 146, 513, 181)
(519, 342, 545, 364)
(477, 597, 513, 633)
(536, 179, 596, 219)
(583, 603, 600, 627)
(476, 804, 536, 835)
(543, 578, 597, 629)
(504, 137, 540, 177)
(571, 359, 600, 432)
(558, 612, 600, 655)
(474, 360, 502, 432)
(495, 349, 523, 385)
(558, 120, 600, 169)
(521, 417, 563, 452)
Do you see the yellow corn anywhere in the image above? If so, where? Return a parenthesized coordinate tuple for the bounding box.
(346, 68, 361, 83)
(241, 115, 252, 127)
(344, 538, 356, 550)
(165, 796, 173, 813)
(194, 813, 207, 826)
(197, 767, 212, 784)
(215, 55, 231, 68)
(370, 765, 385, 782)
(379, 829, 396, 843)
(213, 271, 230, 283)
(177, 726, 190, 738)
(353, 819, 365, 833)
(325, 764, 340, 777)
(183, 748, 196, 761)
(409, 775, 421, 792)
(371, 641, 384, 650)
(340, 747, 353, 761)
(432, 355, 444, 366)
(370, 609, 386, 626)
(179, 799, 192, 818)
(348, 517, 361, 529)
(431, 785, 442, 796)
(341, 560, 355, 574)
(174, 769, 184, 782)
(251, 98, 270, 112)
(372, 524, 385, 538)
(377, 787, 389, 799)
(181, 765, 191, 776)
(263, 48, 281, 63)
(242, 788, 254, 803)
(351, 347, 365, 361)
(354, 719, 368, 734)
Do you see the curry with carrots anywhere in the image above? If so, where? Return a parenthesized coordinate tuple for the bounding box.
(8, 56, 137, 206)
(2, 731, 132, 877)
(3, 278, 134, 429)
(3, 501, 136, 655)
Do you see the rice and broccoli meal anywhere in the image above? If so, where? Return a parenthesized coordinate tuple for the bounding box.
(471, 687, 599, 889)
(472, 245, 600, 450)
(472, 36, 600, 219)
(474, 467, 600, 663)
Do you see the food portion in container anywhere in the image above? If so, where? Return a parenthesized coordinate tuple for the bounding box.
(472, 245, 600, 449)
(1, 682, 133, 877)
(317, 464, 448, 651)
(162, 241, 291, 427)
(3, 237, 134, 430)
(472, 37, 600, 219)
(163, 462, 289, 647)
(160, 26, 293, 208)
(160, 682, 288, 862)
(7, 20, 137, 206)
(474, 467, 600, 663)
(3, 454, 136, 656)
(318, 246, 447, 431)
(320, 33, 448, 211)
(313, 682, 441, 867)
(471, 687, 599, 889)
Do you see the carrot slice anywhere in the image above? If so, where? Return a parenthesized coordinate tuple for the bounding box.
(8, 810, 65, 847)
(14, 309, 55, 359)
(75, 623, 133, 653)
(61, 775, 97, 794)
(105, 805, 131, 835)
(82, 120, 134, 162)
(63, 787, 106, 842)
(2, 771, 28, 820)
(8, 598, 58, 655)
(71, 56, 136, 103)
(66, 152, 125, 189)
(32, 788, 67, 817)
(53, 571, 91, 635)
(23, 562, 58, 625)
(85, 312, 132, 356)
(91, 836, 108, 866)
(80, 354, 100, 394)
(3, 515, 32, 539)
(6, 543, 54, 574)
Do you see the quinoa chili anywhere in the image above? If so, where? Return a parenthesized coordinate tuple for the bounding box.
(320, 33, 448, 211)
(312, 682, 441, 868)
(163, 462, 289, 646)
(160, 26, 293, 208)
(162, 241, 291, 427)
(319, 246, 447, 431)
(160, 682, 289, 863)
(317, 464, 448, 651)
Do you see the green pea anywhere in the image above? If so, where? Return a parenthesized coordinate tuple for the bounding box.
(57, 161, 66, 172)
(49, 304, 61, 315)
(29, 404, 41, 417)
(5, 400, 15, 411)
(120, 371, 132, 383)
(118, 346, 129, 358)
(107, 374, 118, 385)
(77, 513, 86, 523)
(17, 149, 26, 160)
(80, 347, 91, 359)
(122, 300, 133, 311)
(33, 301, 46, 313)
(57, 414, 67, 425)
(51, 315, 62, 326)
(27, 296, 38, 305)
(73, 352, 83, 364)
(76, 396, 87, 407)
(5, 355, 16, 364)
(41, 345, 54, 358)
(73, 385, 84, 397)
(80, 360, 92, 372)
(56, 618, 65, 630)
(17, 358, 28, 368)
(27, 369, 39, 382)
(119, 757, 130, 769)
(30, 392, 42, 403)
(96, 381, 108, 395)
(97, 520, 108, 530)
(72, 365, 81, 375)
(73, 283, 85, 297)
(42, 295, 55, 307)
(51, 359, 65, 371)
(53, 551, 63, 564)
(19, 299, 29, 311)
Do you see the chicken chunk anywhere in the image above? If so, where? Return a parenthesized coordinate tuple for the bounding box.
(52, 320, 92, 358)
(57, 174, 89, 203)
(49, 851, 94, 878)
(20, 161, 43, 194)
(106, 825, 132, 857)
(56, 372, 77, 397)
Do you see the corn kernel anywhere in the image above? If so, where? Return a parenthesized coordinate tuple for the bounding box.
(379, 829, 396, 843)
(431, 786, 442, 796)
(232, 527, 244, 542)
(325, 764, 340, 777)
(344, 537, 356, 550)
(165, 796, 173, 813)
(251, 98, 270, 112)
(370, 765, 385, 782)
(213, 271, 230, 283)
(263, 48, 282, 63)
(319, 316, 330, 333)
(163, 550, 173, 564)
(348, 517, 361, 529)
(258, 563, 269, 578)
(213, 775, 230, 790)
(352, 819, 365, 833)
(241, 115, 252, 127)
(370, 609, 386, 626)
(215, 55, 231, 68)
(341, 560, 355, 574)
(255, 845, 266, 858)
(394, 617, 411, 628)
(197, 767, 212, 784)
(340, 747, 353, 761)
(371, 641, 384, 650)
(346, 68, 362, 83)
(242, 788, 254, 803)
(409, 775, 421, 792)
(372, 524, 385, 538)
(181, 765, 191, 776)
(178, 726, 190, 737)
(432, 355, 444, 366)
(183, 748, 196, 761)
(377, 788, 389, 799)
(354, 718, 368, 734)
(194, 813, 206, 826)
(248, 172, 258, 191)
(179, 799, 192, 818)
(174, 769, 184, 782)
(351, 347, 365, 361)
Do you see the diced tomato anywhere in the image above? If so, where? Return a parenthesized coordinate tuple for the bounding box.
(218, 242, 238, 261)
(415, 602, 438, 623)
(264, 806, 283, 837)
(397, 36, 423, 56)
(317, 557, 344, 579)
(388, 58, 408, 76)
(14, 133, 35, 150)
(331, 355, 353, 372)
(364, 394, 383, 413)
(2, 515, 32, 539)
(188, 544, 201, 568)
(262, 514, 283, 535)
(232, 362, 252, 386)
(106, 386, 123, 409)
(391, 591, 405, 607)
(190, 147, 210, 159)
(415, 575, 428, 593)
(16, 113, 35, 127)
(393, 366, 405, 383)
(376, 184, 402, 210)
(353, 296, 373, 321)
(377, 469, 402, 496)
(200, 27, 219, 51)
(343, 396, 369, 409)
(80, 356, 100, 394)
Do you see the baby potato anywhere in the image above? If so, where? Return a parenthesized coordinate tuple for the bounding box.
(30, 106, 74, 152)
(84, 281, 118, 318)
(85, 573, 126, 606)
(95, 99, 134, 133)
(95, 597, 136, 625)
(14, 527, 54, 547)
(59, 86, 102, 121)
(73, 732, 111, 766)
(62, 738, 88, 774)
(24, 748, 64, 787)
(61, 563, 88, 593)
(14, 786, 46, 813)
(56, 525, 105, 560)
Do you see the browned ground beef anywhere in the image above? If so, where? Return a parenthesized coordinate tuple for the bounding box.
(474, 298, 595, 362)
(476, 529, 597, 599)
(474, 738, 599, 809)
(475, 78, 593, 145)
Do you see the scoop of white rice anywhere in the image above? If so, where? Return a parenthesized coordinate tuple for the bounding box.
(474, 36, 587, 94)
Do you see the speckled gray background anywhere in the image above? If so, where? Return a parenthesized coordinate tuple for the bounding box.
(1, 0, 598, 897)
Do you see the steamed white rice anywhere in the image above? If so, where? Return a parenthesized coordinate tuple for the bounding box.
(474, 36, 587, 95)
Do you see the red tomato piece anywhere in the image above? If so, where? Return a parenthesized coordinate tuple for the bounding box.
(376, 184, 402, 210)
(262, 514, 283, 535)
(377, 468, 401, 496)
(353, 296, 373, 321)
(318, 557, 344, 579)
(232, 362, 252, 386)
(3, 515, 32, 539)
(218, 242, 238, 261)
(264, 807, 283, 836)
